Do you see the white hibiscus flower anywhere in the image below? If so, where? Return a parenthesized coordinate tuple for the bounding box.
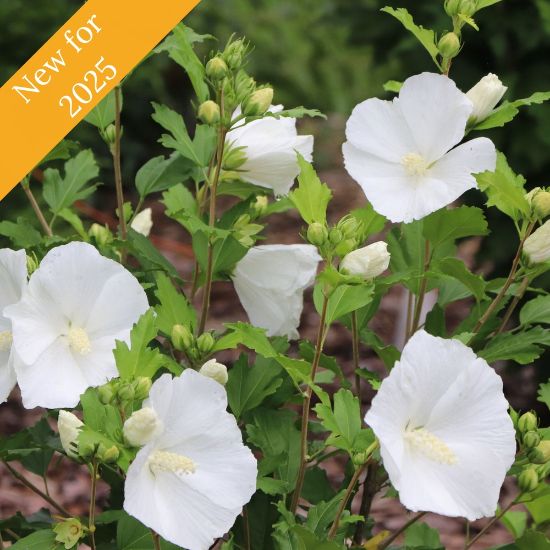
(365, 330, 516, 521)
(0, 249, 27, 403)
(124, 370, 257, 550)
(232, 244, 321, 339)
(4, 242, 149, 409)
(226, 105, 314, 196)
(343, 72, 497, 223)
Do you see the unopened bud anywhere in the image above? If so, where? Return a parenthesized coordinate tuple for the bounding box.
(196, 332, 215, 354)
(524, 222, 550, 265)
(58, 411, 83, 458)
(329, 228, 343, 246)
(335, 238, 357, 258)
(103, 124, 117, 146)
(307, 223, 328, 247)
(206, 56, 228, 81)
(251, 195, 269, 218)
(518, 411, 538, 433)
(198, 100, 220, 125)
(352, 452, 368, 466)
(518, 466, 539, 492)
(100, 445, 120, 464)
(130, 208, 153, 237)
(340, 242, 391, 279)
(459, 0, 477, 16)
(531, 189, 550, 219)
(523, 431, 541, 449)
(528, 440, 550, 464)
(438, 32, 461, 59)
(98, 383, 115, 405)
(223, 145, 247, 171)
(133, 377, 152, 401)
(234, 214, 251, 229)
(223, 39, 247, 70)
(123, 407, 164, 447)
(242, 88, 274, 117)
(172, 324, 194, 351)
(78, 440, 96, 460)
(466, 74, 508, 123)
(117, 383, 135, 402)
(337, 217, 359, 239)
(444, 0, 461, 16)
(89, 223, 112, 247)
(26, 255, 38, 276)
(235, 75, 256, 101)
(199, 358, 228, 385)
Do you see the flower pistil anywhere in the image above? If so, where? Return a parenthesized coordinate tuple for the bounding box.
(148, 450, 196, 476)
(67, 326, 92, 355)
(404, 427, 458, 465)
(401, 153, 430, 177)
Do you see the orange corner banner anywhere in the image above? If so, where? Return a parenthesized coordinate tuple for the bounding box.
(0, 0, 201, 201)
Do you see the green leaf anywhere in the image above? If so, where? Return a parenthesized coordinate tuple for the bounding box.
(84, 89, 120, 130)
(192, 232, 248, 278)
(520, 295, 550, 326)
(40, 140, 79, 165)
(305, 492, 345, 537)
(479, 327, 550, 364)
(114, 310, 166, 380)
(289, 155, 332, 224)
(214, 322, 278, 358)
(43, 150, 99, 216)
(315, 283, 375, 325)
(226, 355, 283, 420)
(380, 7, 441, 69)
(10, 530, 61, 549)
(57, 208, 87, 239)
(154, 273, 196, 335)
(476, 0, 503, 9)
(405, 522, 443, 549)
(135, 154, 194, 198)
(0, 218, 42, 248)
(349, 203, 387, 240)
(476, 152, 530, 221)
(291, 525, 343, 550)
(155, 24, 211, 103)
(264, 106, 326, 120)
(383, 80, 403, 93)
(498, 530, 550, 550)
(152, 103, 210, 168)
(537, 381, 550, 411)
(359, 330, 400, 370)
(501, 509, 527, 539)
(473, 92, 550, 131)
(117, 512, 180, 549)
(422, 206, 489, 249)
(432, 257, 486, 302)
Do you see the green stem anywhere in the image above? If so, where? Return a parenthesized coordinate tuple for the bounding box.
(198, 92, 227, 335)
(113, 86, 127, 242)
(88, 460, 98, 550)
(2, 461, 69, 516)
(472, 221, 535, 336)
(21, 181, 53, 237)
(464, 498, 519, 549)
(410, 240, 431, 337)
(352, 311, 361, 397)
(151, 530, 161, 550)
(379, 511, 427, 549)
(496, 275, 530, 335)
(327, 462, 368, 540)
(290, 294, 330, 513)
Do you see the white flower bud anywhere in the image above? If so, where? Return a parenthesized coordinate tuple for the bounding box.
(58, 411, 83, 458)
(340, 242, 390, 279)
(199, 359, 228, 386)
(131, 208, 153, 237)
(466, 74, 508, 123)
(123, 407, 164, 447)
(524, 221, 550, 265)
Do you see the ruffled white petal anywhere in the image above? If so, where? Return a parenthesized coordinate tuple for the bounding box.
(398, 73, 473, 162)
(124, 371, 257, 550)
(0, 351, 17, 403)
(232, 244, 320, 339)
(365, 330, 515, 521)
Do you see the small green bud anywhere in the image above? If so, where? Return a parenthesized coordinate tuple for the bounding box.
(89, 223, 113, 247)
(337, 217, 359, 239)
(98, 383, 115, 405)
(444, 0, 461, 16)
(251, 195, 269, 218)
(223, 38, 247, 69)
(523, 431, 541, 449)
(242, 88, 274, 117)
(518, 466, 539, 492)
(78, 440, 96, 460)
(53, 518, 85, 549)
(307, 222, 328, 247)
(459, 0, 477, 16)
(528, 440, 550, 464)
(223, 146, 247, 171)
(352, 452, 369, 466)
(101, 445, 120, 464)
(438, 32, 461, 59)
(133, 376, 152, 401)
(117, 383, 135, 402)
(235, 74, 256, 102)
(234, 213, 251, 229)
(329, 228, 343, 246)
(103, 124, 117, 146)
(205, 56, 228, 81)
(335, 238, 357, 258)
(172, 324, 194, 351)
(518, 411, 538, 433)
(26, 255, 38, 276)
(198, 100, 220, 125)
(196, 332, 215, 355)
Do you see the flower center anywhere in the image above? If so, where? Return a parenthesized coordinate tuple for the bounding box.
(0, 331, 12, 352)
(404, 427, 458, 465)
(148, 450, 196, 476)
(67, 326, 91, 355)
(401, 153, 430, 177)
